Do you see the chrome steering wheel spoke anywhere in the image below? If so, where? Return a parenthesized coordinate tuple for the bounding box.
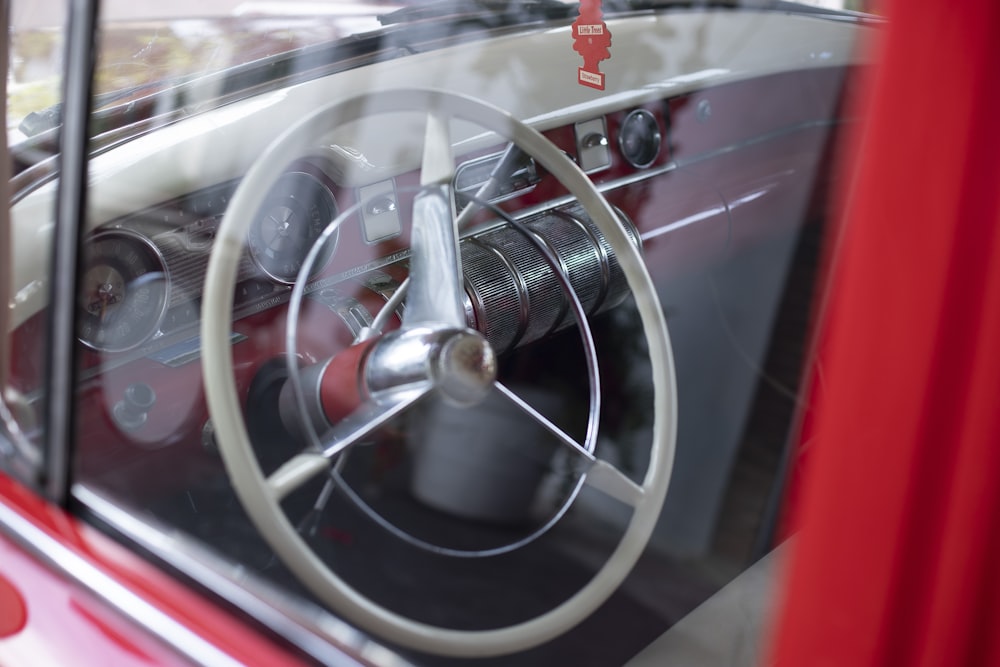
(405, 188, 465, 329)
(495, 382, 643, 507)
(267, 384, 431, 501)
(404, 111, 466, 330)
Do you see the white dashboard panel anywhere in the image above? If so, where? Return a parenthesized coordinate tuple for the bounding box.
(7, 11, 872, 328)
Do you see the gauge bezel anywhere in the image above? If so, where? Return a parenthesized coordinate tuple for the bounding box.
(246, 170, 340, 284)
(617, 108, 662, 169)
(78, 229, 170, 353)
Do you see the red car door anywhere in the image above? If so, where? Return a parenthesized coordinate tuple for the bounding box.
(771, 1, 1000, 664)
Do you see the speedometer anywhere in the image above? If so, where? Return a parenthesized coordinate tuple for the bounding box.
(78, 230, 169, 352)
(247, 171, 339, 283)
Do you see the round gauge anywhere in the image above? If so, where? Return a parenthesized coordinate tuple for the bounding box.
(78, 230, 169, 352)
(618, 109, 662, 169)
(247, 171, 339, 283)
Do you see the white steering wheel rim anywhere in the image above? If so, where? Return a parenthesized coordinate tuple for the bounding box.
(201, 88, 677, 657)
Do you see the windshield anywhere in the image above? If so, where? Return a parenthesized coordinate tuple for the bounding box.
(8, 3, 408, 150)
(8, 1, 864, 149)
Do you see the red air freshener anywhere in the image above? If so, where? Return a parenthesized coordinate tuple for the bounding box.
(572, 0, 612, 90)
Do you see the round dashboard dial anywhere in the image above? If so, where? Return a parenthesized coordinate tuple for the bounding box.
(78, 230, 169, 352)
(247, 171, 339, 283)
(618, 109, 662, 169)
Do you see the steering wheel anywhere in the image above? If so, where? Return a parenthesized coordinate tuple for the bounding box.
(201, 89, 677, 657)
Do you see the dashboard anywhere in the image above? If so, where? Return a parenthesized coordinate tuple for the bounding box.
(63, 62, 848, 388)
(73, 103, 667, 364)
(45, 64, 844, 508)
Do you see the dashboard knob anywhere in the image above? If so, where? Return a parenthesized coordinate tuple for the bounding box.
(112, 382, 157, 431)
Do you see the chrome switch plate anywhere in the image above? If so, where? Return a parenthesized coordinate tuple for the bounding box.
(574, 117, 611, 173)
(359, 179, 401, 243)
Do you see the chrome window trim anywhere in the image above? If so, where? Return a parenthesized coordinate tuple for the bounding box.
(72, 484, 412, 667)
(0, 491, 245, 667)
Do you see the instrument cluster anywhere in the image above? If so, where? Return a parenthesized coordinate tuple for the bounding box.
(77, 170, 342, 355)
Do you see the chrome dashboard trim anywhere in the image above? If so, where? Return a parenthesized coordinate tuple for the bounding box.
(500, 117, 844, 225)
(454, 149, 540, 205)
(674, 118, 847, 168)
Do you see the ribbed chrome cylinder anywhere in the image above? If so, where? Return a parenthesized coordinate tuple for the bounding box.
(461, 204, 640, 355)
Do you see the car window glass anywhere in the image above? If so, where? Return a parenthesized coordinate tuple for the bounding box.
(1, 1, 69, 481)
(6, 1, 874, 663)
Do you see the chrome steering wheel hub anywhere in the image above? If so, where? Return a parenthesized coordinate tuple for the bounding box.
(432, 329, 497, 407)
(365, 327, 497, 407)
